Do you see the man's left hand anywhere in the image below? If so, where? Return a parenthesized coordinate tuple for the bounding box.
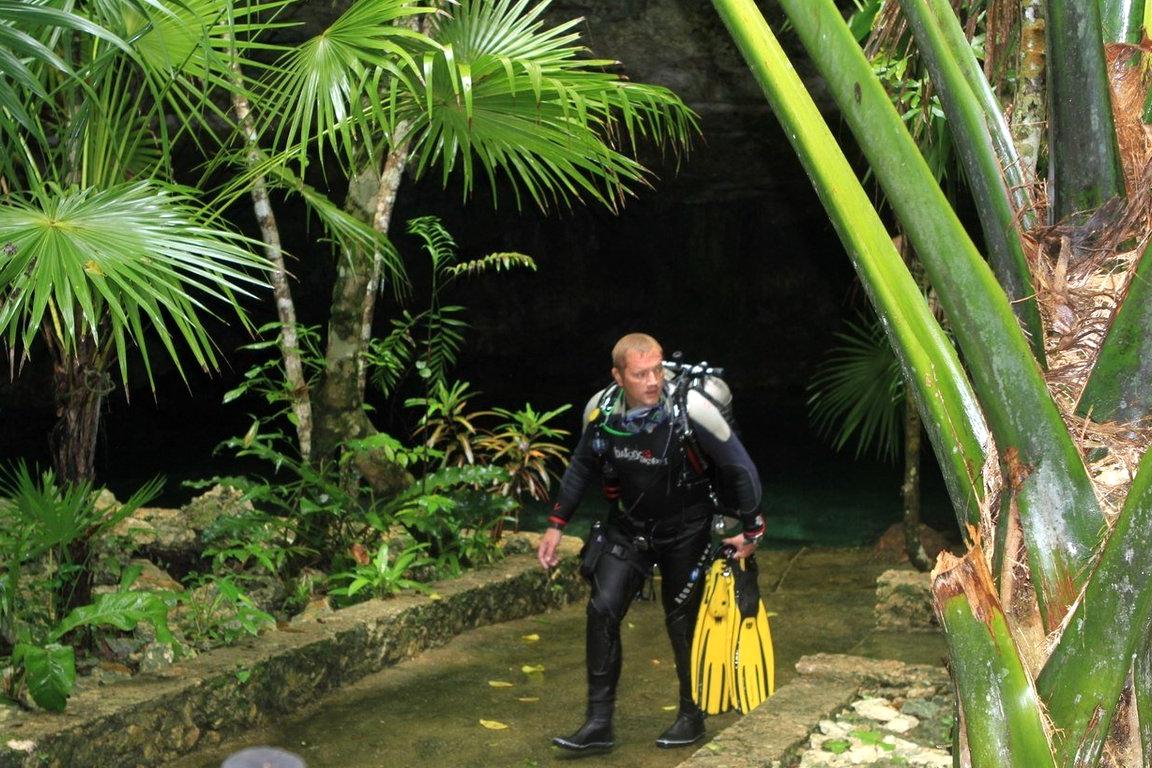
(722, 532, 759, 560)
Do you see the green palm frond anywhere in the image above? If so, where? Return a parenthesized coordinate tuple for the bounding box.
(403, 0, 698, 211)
(807, 315, 904, 461)
(259, 0, 430, 171)
(0, 180, 269, 388)
(111, 0, 296, 150)
(0, 0, 128, 151)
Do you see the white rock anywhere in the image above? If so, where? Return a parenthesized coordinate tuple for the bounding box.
(884, 713, 920, 733)
(798, 750, 839, 767)
(851, 697, 900, 722)
(847, 744, 885, 763)
(818, 719, 851, 737)
(908, 749, 953, 766)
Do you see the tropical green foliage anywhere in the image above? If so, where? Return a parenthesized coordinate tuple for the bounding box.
(0, 0, 269, 483)
(713, 0, 1152, 763)
(807, 315, 904, 462)
(0, 465, 172, 711)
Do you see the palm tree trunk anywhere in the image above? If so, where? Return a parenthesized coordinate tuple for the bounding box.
(47, 333, 107, 487)
(776, 0, 1102, 631)
(47, 332, 106, 612)
(230, 82, 313, 462)
(901, 0, 1047, 361)
(933, 550, 1057, 768)
(314, 11, 435, 470)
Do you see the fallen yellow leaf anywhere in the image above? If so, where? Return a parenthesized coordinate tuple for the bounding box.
(480, 719, 509, 730)
(662, 705, 677, 711)
(521, 664, 545, 674)
(651, 659, 662, 666)
(521, 633, 540, 642)
(429, 593, 443, 601)
(488, 681, 514, 688)
(517, 697, 540, 703)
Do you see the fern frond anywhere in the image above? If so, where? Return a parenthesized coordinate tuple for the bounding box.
(446, 252, 537, 277)
(407, 215, 457, 271)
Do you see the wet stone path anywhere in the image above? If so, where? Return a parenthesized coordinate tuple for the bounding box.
(168, 548, 948, 768)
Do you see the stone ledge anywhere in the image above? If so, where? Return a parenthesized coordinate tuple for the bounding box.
(0, 536, 586, 768)
(675, 655, 951, 768)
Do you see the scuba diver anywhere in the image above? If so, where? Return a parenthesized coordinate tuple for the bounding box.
(536, 332, 765, 751)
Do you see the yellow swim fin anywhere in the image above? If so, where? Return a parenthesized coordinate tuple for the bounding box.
(729, 555, 774, 714)
(690, 553, 737, 715)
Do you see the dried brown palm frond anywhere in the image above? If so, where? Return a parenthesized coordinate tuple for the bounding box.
(864, 0, 910, 59)
(1105, 42, 1152, 203)
(982, 0, 1019, 86)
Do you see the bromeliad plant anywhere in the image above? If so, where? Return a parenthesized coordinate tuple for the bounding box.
(715, 0, 1152, 764)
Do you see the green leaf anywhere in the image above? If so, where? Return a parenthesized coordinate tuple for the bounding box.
(823, 738, 851, 754)
(0, 181, 270, 390)
(15, 642, 75, 713)
(49, 591, 173, 645)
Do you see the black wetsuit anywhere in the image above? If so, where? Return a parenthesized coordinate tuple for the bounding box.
(549, 384, 763, 719)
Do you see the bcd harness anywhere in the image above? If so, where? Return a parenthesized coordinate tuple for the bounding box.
(587, 358, 735, 512)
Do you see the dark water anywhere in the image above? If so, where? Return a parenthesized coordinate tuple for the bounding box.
(167, 548, 947, 768)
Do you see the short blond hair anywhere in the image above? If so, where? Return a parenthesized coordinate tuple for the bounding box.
(611, 333, 662, 371)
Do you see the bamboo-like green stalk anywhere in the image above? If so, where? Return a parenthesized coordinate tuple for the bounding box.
(773, 0, 1102, 631)
(710, 0, 988, 532)
(903, 0, 1046, 362)
(927, 0, 1038, 232)
(1099, 0, 1146, 42)
(933, 552, 1056, 768)
(1078, 241, 1152, 422)
(1046, 0, 1125, 221)
(1137, 635, 1152, 768)
(1037, 439, 1152, 766)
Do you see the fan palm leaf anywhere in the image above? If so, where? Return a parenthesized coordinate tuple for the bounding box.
(808, 315, 904, 462)
(403, 0, 697, 210)
(258, 0, 429, 171)
(0, 180, 268, 388)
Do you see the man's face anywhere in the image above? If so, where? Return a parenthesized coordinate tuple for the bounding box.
(612, 348, 664, 408)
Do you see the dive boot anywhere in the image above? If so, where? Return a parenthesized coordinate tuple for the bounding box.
(552, 717, 615, 752)
(655, 708, 705, 748)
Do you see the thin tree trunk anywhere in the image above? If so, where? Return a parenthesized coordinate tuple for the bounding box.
(356, 122, 413, 397)
(901, 387, 932, 571)
(313, 10, 433, 468)
(1011, 0, 1046, 188)
(229, 48, 312, 461)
